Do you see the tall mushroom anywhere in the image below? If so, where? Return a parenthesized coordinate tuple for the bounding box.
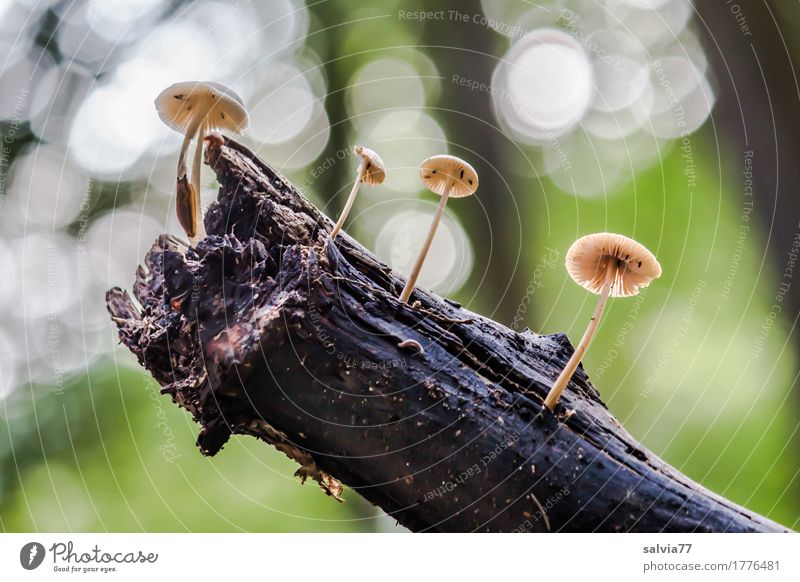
(330, 145, 385, 239)
(399, 154, 478, 303)
(155, 81, 249, 246)
(543, 232, 662, 412)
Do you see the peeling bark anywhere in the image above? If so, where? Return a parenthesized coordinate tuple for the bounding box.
(106, 138, 789, 533)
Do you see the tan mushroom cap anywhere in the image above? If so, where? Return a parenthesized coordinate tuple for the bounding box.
(419, 154, 479, 198)
(566, 232, 662, 297)
(155, 81, 249, 134)
(354, 145, 385, 186)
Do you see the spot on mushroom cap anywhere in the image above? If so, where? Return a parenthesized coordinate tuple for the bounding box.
(566, 232, 662, 297)
(155, 81, 249, 135)
(354, 145, 385, 186)
(419, 154, 478, 198)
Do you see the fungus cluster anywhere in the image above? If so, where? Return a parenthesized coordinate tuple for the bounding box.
(324, 145, 479, 304)
(155, 83, 479, 304)
(154, 81, 663, 417)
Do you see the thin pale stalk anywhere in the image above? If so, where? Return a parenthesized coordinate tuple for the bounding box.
(175, 114, 206, 242)
(178, 131, 192, 179)
(399, 189, 450, 303)
(330, 158, 366, 239)
(544, 260, 617, 411)
(189, 120, 208, 246)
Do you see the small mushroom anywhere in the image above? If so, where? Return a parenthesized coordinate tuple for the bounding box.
(543, 232, 661, 412)
(399, 154, 478, 303)
(155, 81, 249, 246)
(330, 145, 385, 239)
(203, 130, 225, 149)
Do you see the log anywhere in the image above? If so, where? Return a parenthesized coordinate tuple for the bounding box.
(106, 138, 789, 533)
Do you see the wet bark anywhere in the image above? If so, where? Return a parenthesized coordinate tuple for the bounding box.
(106, 138, 788, 533)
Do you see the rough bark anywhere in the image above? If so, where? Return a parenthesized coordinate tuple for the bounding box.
(106, 138, 789, 533)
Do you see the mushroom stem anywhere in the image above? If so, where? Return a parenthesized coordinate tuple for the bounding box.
(188, 120, 208, 246)
(175, 114, 207, 244)
(544, 259, 617, 411)
(399, 188, 451, 303)
(330, 157, 367, 239)
(177, 130, 193, 180)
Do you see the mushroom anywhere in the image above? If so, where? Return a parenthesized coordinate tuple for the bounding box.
(330, 145, 385, 239)
(543, 232, 662, 412)
(155, 81, 249, 246)
(398, 154, 478, 303)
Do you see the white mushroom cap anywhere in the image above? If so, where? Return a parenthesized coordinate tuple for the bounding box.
(354, 145, 385, 186)
(155, 81, 249, 134)
(566, 232, 662, 297)
(419, 154, 479, 198)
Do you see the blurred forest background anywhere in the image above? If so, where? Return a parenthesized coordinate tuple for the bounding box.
(0, 0, 798, 532)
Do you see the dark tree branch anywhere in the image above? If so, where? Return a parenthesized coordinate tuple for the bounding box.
(106, 138, 788, 533)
